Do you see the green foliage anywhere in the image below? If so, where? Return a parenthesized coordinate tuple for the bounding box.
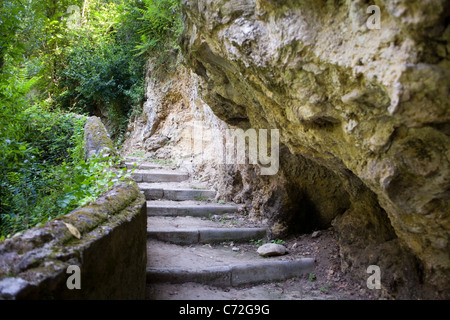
(0, 68, 130, 240)
(56, 39, 145, 138)
(10, 0, 81, 93)
(319, 281, 333, 294)
(270, 239, 286, 245)
(0, 0, 184, 240)
(131, 0, 183, 57)
(0, 68, 82, 238)
(249, 238, 286, 247)
(0, 0, 26, 70)
(250, 239, 265, 247)
(0, 152, 132, 240)
(52, 1, 146, 140)
(2, 0, 183, 140)
(57, 154, 133, 212)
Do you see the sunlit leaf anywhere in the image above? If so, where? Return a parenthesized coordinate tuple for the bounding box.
(63, 222, 81, 239)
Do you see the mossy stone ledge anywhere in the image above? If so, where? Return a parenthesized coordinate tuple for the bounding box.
(0, 180, 147, 300)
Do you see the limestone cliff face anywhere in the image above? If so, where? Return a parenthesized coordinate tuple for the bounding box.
(120, 59, 228, 177)
(180, 0, 450, 298)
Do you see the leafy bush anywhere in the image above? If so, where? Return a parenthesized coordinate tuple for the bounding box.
(0, 152, 132, 240)
(57, 155, 133, 211)
(132, 0, 183, 57)
(0, 72, 86, 238)
(56, 41, 145, 139)
(0, 68, 132, 241)
(3, 0, 183, 143)
(0, 0, 184, 240)
(0, 111, 133, 240)
(53, 1, 146, 141)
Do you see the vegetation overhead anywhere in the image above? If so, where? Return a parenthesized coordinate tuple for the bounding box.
(0, 0, 183, 240)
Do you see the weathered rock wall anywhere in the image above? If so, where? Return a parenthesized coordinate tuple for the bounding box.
(180, 0, 450, 298)
(120, 58, 232, 184)
(0, 181, 147, 300)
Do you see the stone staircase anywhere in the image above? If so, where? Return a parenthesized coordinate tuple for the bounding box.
(125, 157, 314, 299)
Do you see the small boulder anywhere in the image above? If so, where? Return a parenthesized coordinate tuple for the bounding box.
(257, 243, 288, 257)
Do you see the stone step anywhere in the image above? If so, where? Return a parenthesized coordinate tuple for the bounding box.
(146, 200, 240, 217)
(124, 157, 178, 170)
(146, 240, 313, 287)
(131, 169, 189, 183)
(147, 227, 267, 245)
(125, 162, 160, 170)
(139, 182, 216, 201)
(147, 259, 314, 287)
(147, 215, 262, 232)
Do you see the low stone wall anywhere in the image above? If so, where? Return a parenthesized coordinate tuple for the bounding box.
(0, 180, 147, 300)
(84, 116, 118, 159)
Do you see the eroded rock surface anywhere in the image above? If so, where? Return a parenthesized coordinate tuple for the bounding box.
(180, 0, 450, 298)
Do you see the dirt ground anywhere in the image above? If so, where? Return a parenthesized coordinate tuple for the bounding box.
(146, 227, 383, 300)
